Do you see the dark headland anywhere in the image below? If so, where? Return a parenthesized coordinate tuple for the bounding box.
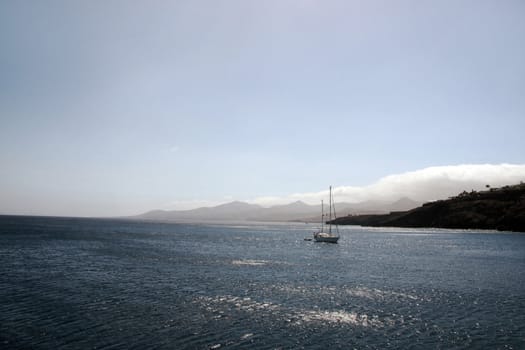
(330, 183, 525, 233)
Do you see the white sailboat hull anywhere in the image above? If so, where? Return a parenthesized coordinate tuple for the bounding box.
(313, 232, 339, 243)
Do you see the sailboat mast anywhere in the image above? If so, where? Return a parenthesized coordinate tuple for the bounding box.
(321, 199, 324, 232)
(329, 186, 332, 234)
(321, 200, 324, 232)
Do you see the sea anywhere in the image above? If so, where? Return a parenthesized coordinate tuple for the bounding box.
(1, 215, 524, 349)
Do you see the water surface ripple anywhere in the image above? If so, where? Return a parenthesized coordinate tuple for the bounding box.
(1, 216, 524, 349)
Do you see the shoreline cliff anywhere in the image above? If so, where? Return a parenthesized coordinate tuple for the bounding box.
(330, 183, 525, 233)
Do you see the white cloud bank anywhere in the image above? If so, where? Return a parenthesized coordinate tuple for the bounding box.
(248, 164, 525, 206)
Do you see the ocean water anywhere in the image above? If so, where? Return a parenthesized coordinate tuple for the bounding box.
(1, 216, 524, 349)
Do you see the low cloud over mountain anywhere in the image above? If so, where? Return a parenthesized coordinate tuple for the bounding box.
(247, 164, 525, 207)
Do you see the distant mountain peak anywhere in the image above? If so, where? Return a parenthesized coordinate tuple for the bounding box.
(213, 201, 262, 211)
(217, 200, 254, 207)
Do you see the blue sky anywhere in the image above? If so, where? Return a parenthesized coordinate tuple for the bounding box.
(1, 1, 525, 216)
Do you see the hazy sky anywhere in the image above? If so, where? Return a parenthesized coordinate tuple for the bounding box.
(1, 1, 525, 216)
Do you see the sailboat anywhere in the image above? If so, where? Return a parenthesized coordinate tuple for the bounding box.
(313, 186, 340, 243)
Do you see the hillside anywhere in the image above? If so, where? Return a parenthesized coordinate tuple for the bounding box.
(331, 183, 525, 232)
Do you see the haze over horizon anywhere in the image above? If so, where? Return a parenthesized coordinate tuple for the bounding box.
(1, 1, 525, 217)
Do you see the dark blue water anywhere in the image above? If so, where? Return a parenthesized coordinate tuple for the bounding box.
(1, 216, 524, 349)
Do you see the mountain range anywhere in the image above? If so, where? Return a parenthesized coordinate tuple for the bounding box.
(132, 197, 422, 223)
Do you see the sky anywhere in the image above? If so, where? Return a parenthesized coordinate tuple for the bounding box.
(1, 0, 525, 217)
